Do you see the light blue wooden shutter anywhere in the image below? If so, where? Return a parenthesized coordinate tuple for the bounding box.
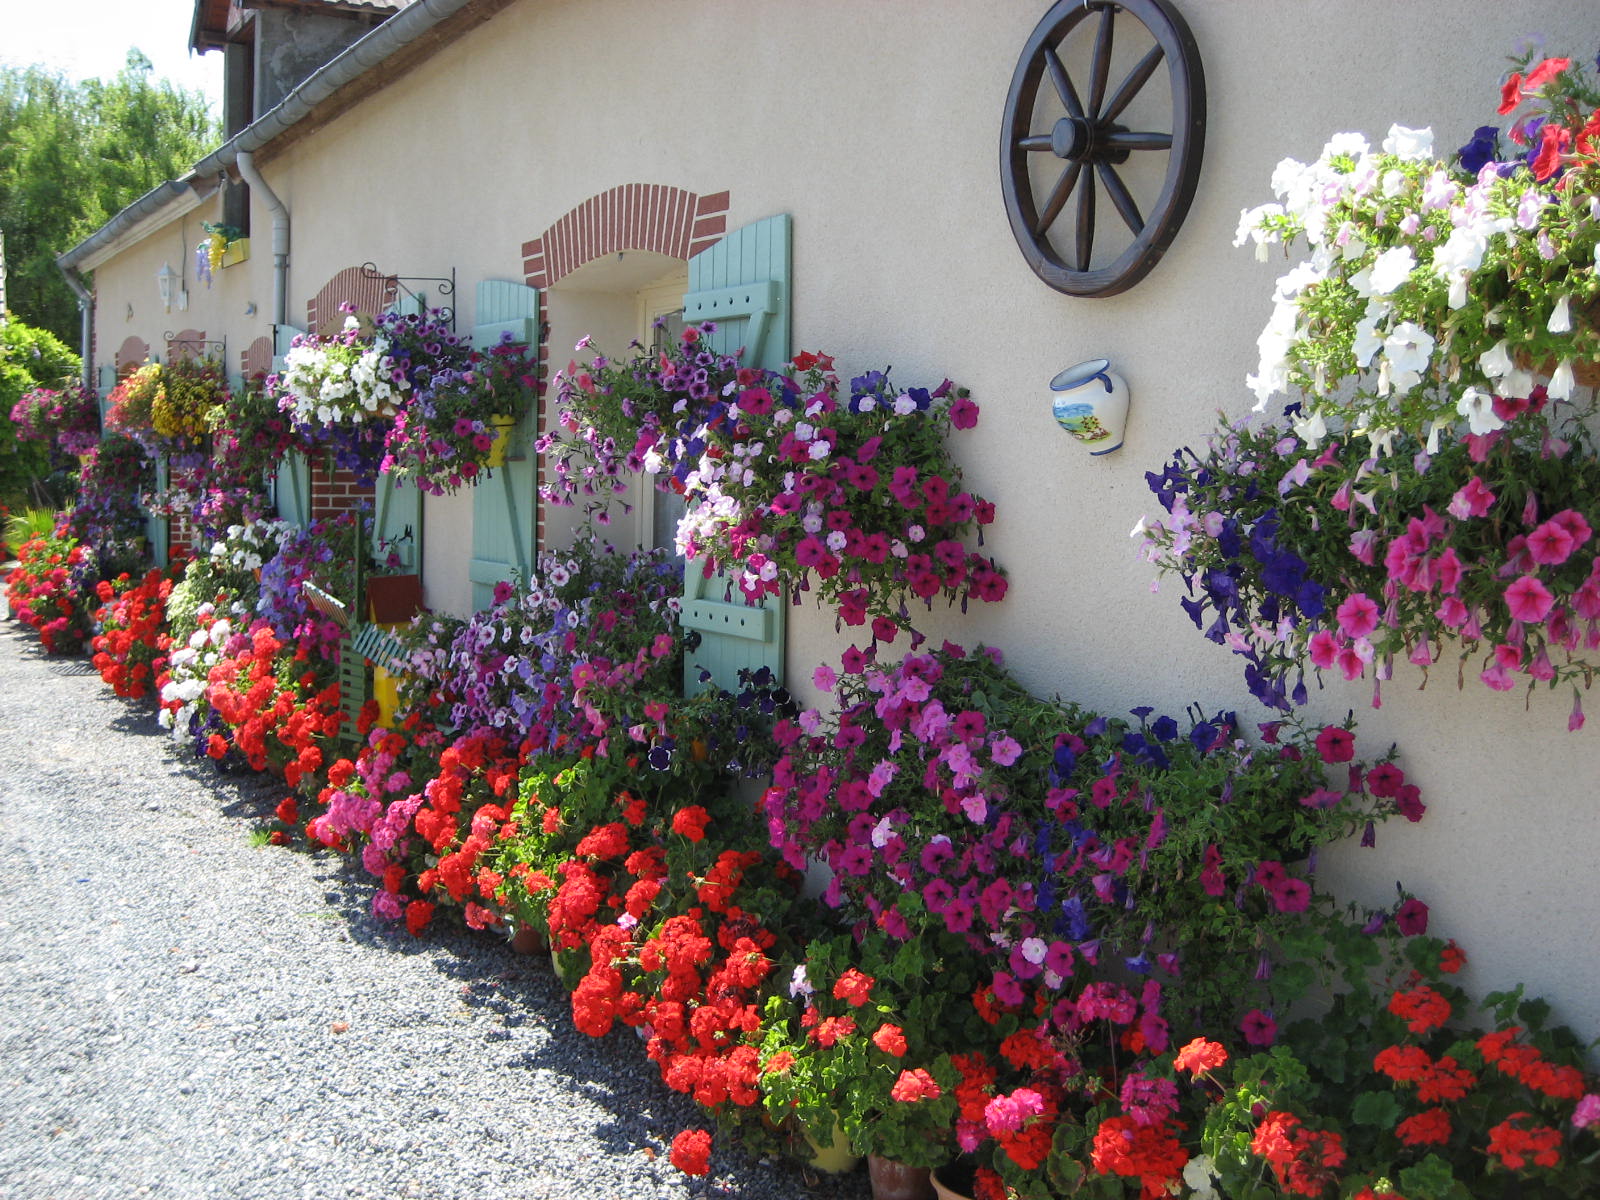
(146, 457, 169, 565)
(271, 324, 311, 527)
(372, 297, 422, 571)
(680, 214, 791, 695)
(96, 364, 115, 426)
(468, 279, 539, 610)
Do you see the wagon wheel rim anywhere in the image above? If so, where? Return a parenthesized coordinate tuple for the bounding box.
(1002, 0, 1206, 297)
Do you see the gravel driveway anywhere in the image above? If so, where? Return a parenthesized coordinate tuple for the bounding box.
(0, 621, 868, 1200)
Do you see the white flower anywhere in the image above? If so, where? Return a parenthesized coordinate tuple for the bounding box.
(892, 393, 918, 416)
(1548, 360, 1576, 401)
(1432, 226, 1487, 310)
(1292, 409, 1328, 448)
(1548, 295, 1573, 333)
(1380, 168, 1408, 198)
(1383, 320, 1435, 390)
(1383, 123, 1433, 160)
(1320, 132, 1370, 162)
(1456, 386, 1504, 435)
(1183, 1154, 1220, 1200)
(1351, 308, 1386, 368)
(1369, 246, 1416, 294)
(1479, 340, 1514, 380)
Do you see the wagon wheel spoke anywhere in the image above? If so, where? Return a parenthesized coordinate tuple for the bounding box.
(1043, 46, 1085, 120)
(1075, 173, 1096, 271)
(1103, 130, 1174, 151)
(1101, 44, 1165, 124)
(1087, 6, 1115, 115)
(1096, 161, 1145, 235)
(1035, 161, 1084, 237)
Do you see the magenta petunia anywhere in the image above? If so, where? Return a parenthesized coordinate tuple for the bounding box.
(1335, 592, 1381, 639)
(1504, 575, 1555, 623)
(1239, 1008, 1277, 1047)
(1396, 898, 1429, 935)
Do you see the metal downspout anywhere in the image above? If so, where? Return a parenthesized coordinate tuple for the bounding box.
(59, 265, 94, 388)
(235, 151, 289, 328)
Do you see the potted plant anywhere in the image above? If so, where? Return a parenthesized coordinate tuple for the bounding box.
(545, 330, 1005, 641)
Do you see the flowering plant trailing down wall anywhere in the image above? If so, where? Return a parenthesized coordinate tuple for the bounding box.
(1237, 53, 1600, 437)
(1144, 47, 1600, 726)
(270, 308, 411, 479)
(10, 379, 101, 456)
(544, 330, 1005, 639)
(271, 306, 537, 492)
(1140, 390, 1600, 720)
(380, 321, 539, 496)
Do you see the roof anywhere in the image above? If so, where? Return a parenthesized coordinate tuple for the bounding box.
(69, 0, 508, 276)
(191, 0, 413, 53)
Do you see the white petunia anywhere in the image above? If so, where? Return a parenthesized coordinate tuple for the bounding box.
(1383, 320, 1435, 391)
(1548, 360, 1576, 401)
(1479, 339, 1514, 380)
(1548, 295, 1573, 333)
(1456, 386, 1504, 435)
(1369, 246, 1417, 294)
(1383, 123, 1434, 160)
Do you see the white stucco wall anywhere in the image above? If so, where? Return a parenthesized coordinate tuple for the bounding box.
(85, 0, 1600, 1040)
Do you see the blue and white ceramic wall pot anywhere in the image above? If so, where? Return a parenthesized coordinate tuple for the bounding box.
(1050, 358, 1129, 454)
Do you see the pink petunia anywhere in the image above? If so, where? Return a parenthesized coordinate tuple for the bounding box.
(1308, 628, 1341, 670)
(1336, 592, 1380, 639)
(1448, 476, 1496, 520)
(1239, 1009, 1277, 1047)
(1504, 575, 1555, 623)
(1527, 519, 1577, 566)
(1396, 898, 1429, 935)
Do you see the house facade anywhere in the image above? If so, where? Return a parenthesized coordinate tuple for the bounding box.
(60, 0, 1600, 1043)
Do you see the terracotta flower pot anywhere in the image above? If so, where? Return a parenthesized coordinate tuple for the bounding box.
(929, 1163, 978, 1200)
(509, 924, 547, 955)
(868, 1154, 932, 1200)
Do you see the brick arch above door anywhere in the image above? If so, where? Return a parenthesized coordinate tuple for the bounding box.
(521, 184, 729, 289)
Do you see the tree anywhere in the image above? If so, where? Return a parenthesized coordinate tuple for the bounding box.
(0, 51, 217, 343)
(0, 318, 80, 508)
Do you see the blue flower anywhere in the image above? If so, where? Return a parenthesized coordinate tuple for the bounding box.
(1458, 124, 1500, 174)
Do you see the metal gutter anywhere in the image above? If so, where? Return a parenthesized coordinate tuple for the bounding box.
(56, 178, 207, 274)
(189, 0, 478, 178)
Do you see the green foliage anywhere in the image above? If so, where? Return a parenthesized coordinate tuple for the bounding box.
(0, 318, 80, 507)
(0, 51, 217, 341)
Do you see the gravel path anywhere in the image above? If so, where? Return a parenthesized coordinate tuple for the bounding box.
(0, 620, 869, 1200)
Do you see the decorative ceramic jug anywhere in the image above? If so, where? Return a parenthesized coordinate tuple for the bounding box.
(1050, 358, 1128, 454)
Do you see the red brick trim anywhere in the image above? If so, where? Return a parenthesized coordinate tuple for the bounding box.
(308, 463, 373, 524)
(114, 336, 150, 373)
(521, 185, 730, 552)
(306, 266, 400, 334)
(166, 329, 208, 360)
(241, 335, 274, 380)
(521, 184, 730, 290)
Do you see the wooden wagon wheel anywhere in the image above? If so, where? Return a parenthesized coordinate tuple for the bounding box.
(1001, 0, 1206, 297)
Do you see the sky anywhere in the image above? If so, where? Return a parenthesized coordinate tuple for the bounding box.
(0, 0, 224, 114)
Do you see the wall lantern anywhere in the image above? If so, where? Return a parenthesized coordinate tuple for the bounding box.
(156, 261, 178, 312)
(1050, 358, 1129, 454)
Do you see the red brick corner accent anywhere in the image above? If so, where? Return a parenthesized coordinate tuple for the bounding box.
(309, 464, 372, 524)
(306, 266, 400, 335)
(166, 329, 208, 361)
(241, 335, 274, 381)
(522, 185, 729, 290)
(115, 336, 150, 374)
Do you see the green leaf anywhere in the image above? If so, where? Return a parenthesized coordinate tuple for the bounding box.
(1350, 1090, 1402, 1129)
(1398, 1152, 1459, 1199)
